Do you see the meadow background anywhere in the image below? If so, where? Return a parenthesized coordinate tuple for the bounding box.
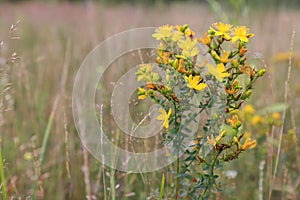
(0, 0, 299, 199)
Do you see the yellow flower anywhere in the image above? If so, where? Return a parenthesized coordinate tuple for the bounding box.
(207, 130, 226, 147)
(152, 25, 174, 40)
(225, 79, 239, 95)
(244, 104, 255, 115)
(241, 138, 257, 150)
(178, 37, 199, 58)
(216, 130, 226, 143)
(226, 114, 241, 129)
(175, 24, 195, 37)
(219, 51, 231, 63)
(137, 87, 147, 100)
(198, 32, 211, 45)
(207, 63, 230, 82)
(184, 27, 195, 37)
(272, 112, 281, 120)
(251, 115, 266, 125)
(239, 65, 255, 78)
(186, 75, 207, 91)
(172, 30, 184, 42)
(232, 26, 254, 43)
(211, 50, 231, 63)
(157, 108, 172, 129)
(210, 22, 232, 40)
(207, 135, 216, 147)
(157, 51, 171, 65)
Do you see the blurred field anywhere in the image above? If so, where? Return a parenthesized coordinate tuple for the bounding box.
(0, 1, 300, 199)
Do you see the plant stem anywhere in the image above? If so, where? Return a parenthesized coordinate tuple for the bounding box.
(175, 158, 180, 199)
(173, 102, 180, 199)
(0, 147, 7, 200)
(200, 151, 220, 199)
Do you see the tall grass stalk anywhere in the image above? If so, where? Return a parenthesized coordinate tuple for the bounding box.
(0, 147, 7, 200)
(32, 39, 71, 199)
(269, 27, 296, 200)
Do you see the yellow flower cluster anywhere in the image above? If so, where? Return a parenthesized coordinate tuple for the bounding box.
(209, 22, 254, 43)
(136, 23, 265, 142)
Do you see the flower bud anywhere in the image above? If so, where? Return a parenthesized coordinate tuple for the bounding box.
(257, 69, 266, 77)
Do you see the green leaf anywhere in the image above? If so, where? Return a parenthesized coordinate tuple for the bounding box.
(159, 174, 165, 200)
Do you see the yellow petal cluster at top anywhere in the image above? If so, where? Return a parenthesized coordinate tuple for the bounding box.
(232, 26, 254, 43)
(207, 22, 254, 44)
(210, 22, 232, 40)
(152, 25, 174, 40)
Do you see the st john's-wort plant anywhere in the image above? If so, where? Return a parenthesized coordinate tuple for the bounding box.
(136, 22, 266, 199)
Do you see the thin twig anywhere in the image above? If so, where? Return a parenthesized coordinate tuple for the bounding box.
(271, 27, 296, 198)
(82, 148, 92, 199)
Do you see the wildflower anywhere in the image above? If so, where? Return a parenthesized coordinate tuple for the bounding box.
(207, 63, 230, 82)
(207, 135, 216, 147)
(232, 26, 254, 43)
(152, 25, 174, 40)
(176, 58, 189, 74)
(178, 37, 199, 58)
(241, 138, 257, 150)
(239, 65, 255, 78)
(210, 22, 232, 40)
(184, 27, 195, 37)
(216, 130, 226, 143)
(172, 30, 184, 42)
(211, 50, 231, 63)
(176, 24, 195, 37)
(226, 114, 241, 129)
(157, 108, 172, 129)
(225, 79, 239, 95)
(244, 104, 255, 115)
(186, 75, 207, 91)
(207, 130, 226, 147)
(198, 32, 211, 45)
(251, 115, 266, 125)
(157, 51, 171, 65)
(272, 112, 281, 120)
(137, 87, 147, 100)
(220, 51, 231, 63)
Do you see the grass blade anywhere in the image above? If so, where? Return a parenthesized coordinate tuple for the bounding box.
(159, 173, 165, 200)
(0, 148, 7, 200)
